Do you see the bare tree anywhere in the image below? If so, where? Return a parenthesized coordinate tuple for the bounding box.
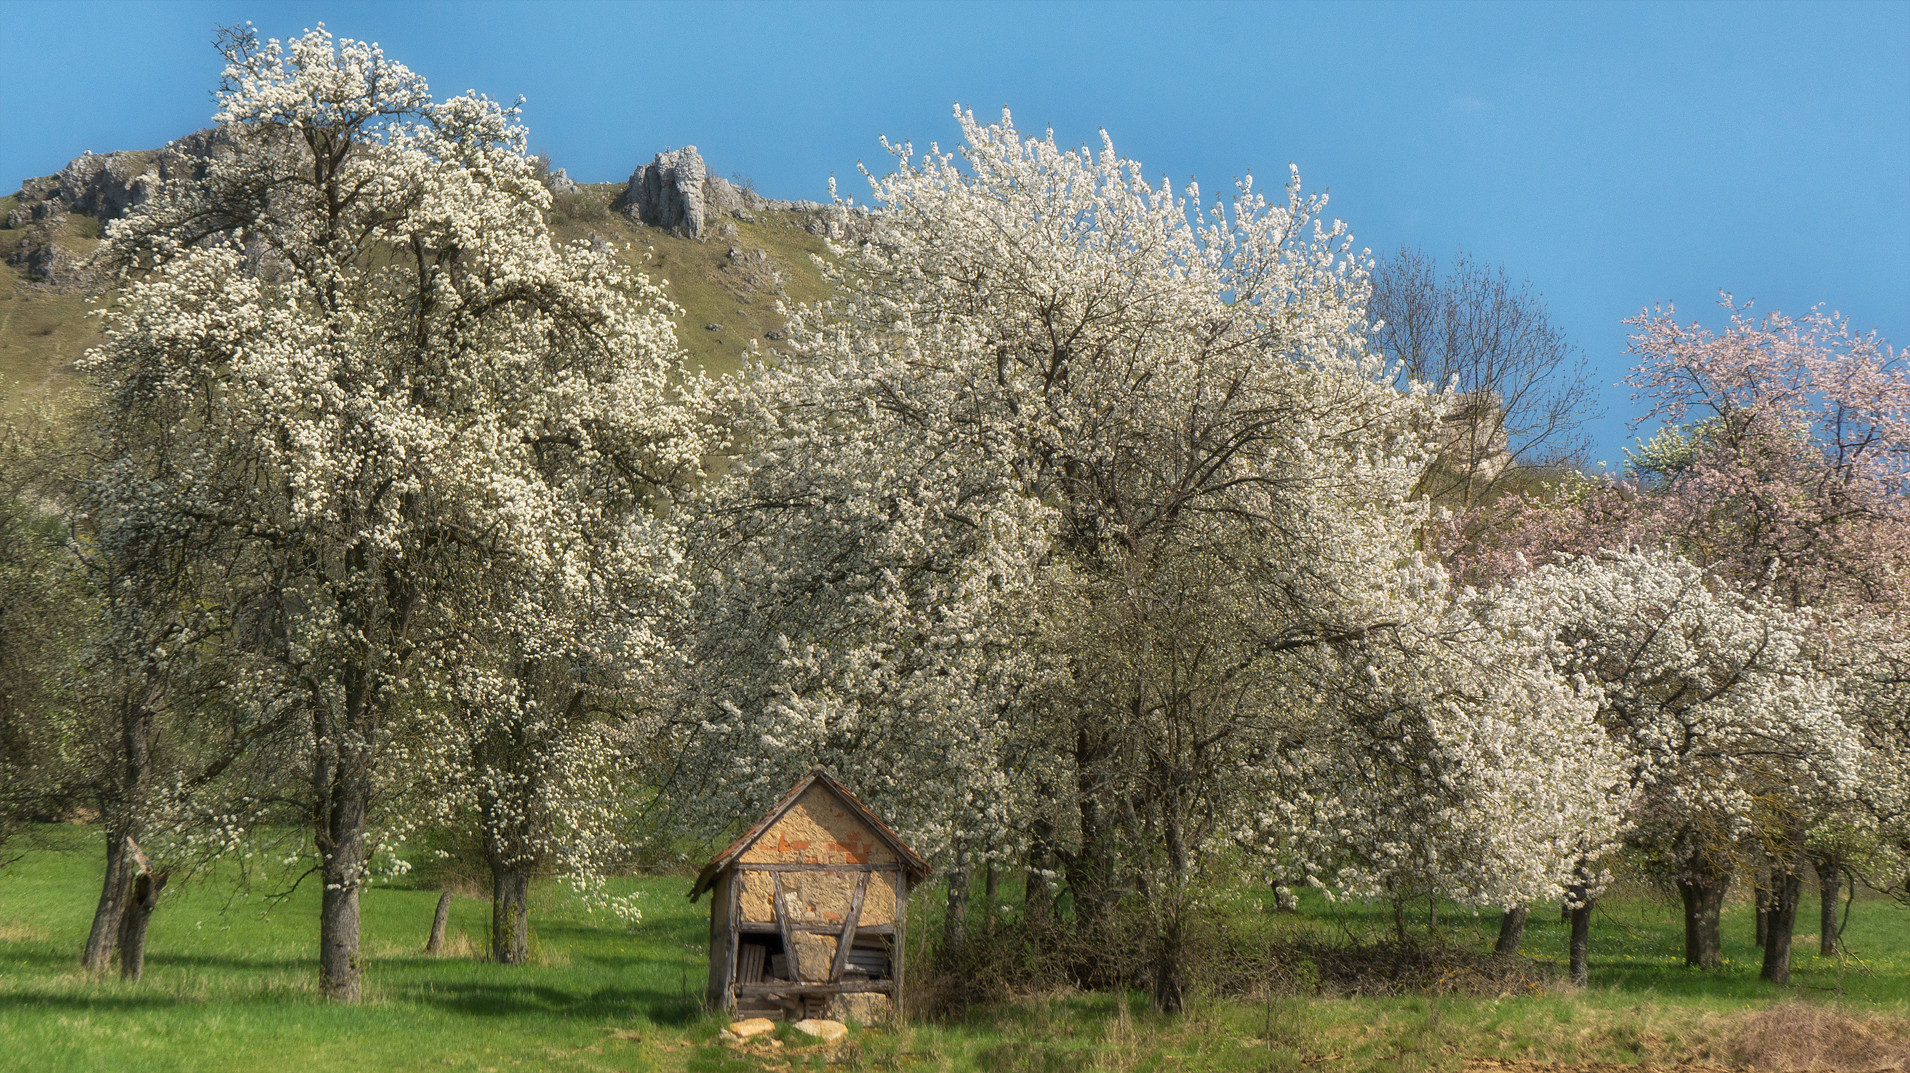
(1370, 247, 1596, 509)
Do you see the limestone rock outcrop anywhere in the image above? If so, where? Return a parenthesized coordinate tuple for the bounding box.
(612, 145, 823, 239)
(6, 130, 232, 286)
(9, 130, 229, 229)
(615, 146, 711, 236)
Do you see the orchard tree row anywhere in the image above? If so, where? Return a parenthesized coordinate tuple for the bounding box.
(1, 28, 1905, 1010)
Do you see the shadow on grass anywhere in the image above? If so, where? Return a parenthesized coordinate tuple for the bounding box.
(403, 979, 705, 1025)
(0, 989, 198, 1012)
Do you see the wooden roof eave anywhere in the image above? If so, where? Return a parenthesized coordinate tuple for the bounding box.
(687, 768, 933, 901)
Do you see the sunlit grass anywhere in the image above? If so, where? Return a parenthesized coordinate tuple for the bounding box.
(5, 827, 1909, 1071)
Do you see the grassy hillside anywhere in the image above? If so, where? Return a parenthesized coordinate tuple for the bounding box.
(0, 195, 101, 409)
(547, 183, 832, 379)
(0, 181, 832, 414)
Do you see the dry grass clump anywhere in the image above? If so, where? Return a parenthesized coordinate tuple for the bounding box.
(0, 921, 48, 942)
(1730, 1000, 1910, 1071)
(1246, 937, 1554, 998)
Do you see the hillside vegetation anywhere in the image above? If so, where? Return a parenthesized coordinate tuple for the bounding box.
(0, 171, 832, 410)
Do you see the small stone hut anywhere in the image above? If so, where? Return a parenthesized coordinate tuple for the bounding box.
(689, 769, 931, 1022)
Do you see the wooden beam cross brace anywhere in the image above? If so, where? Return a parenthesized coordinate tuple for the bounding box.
(828, 872, 870, 982)
(771, 871, 801, 981)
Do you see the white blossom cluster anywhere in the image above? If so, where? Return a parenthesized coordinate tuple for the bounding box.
(1252, 597, 1628, 908)
(673, 108, 1628, 913)
(84, 27, 712, 983)
(1495, 549, 1863, 874)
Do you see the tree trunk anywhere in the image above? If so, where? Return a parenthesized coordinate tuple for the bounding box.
(983, 860, 1000, 937)
(118, 868, 167, 981)
(82, 824, 136, 973)
(1759, 863, 1802, 984)
(1151, 792, 1190, 1014)
(319, 862, 363, 999)
(942, 853, 971, 958)
(1025, 818, 1056, 932)
(490, 865, 530, 965)
(425, 891, 452, 954)
(1066, 732, 1116, 943)
(1494, 906, 1528, 957)
(1567, 887, 1592, 987)
(315, 724, 371, 1002)
(1675, 867, 1729, 968)
(1753, 860, 1771, 947)
(1811, 852, 1842, 957)
(1152, 909, 1186, 1013)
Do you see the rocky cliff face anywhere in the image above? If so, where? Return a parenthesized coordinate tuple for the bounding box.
(611, 145, 823, 239)
(8, 130, 229, 230)
(5, 130, 232, 286)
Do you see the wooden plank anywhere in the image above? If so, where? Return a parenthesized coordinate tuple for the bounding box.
(829, 872, 870, 982)
(725, 873, 741, 1012)
(737, 942, 766, 984)
(771, 871, 801, 981)
(735, 862, 903, 873)
(735, 980, 897, 996)
(739, 921, 894, 936)
(894, 874, 908, 1018)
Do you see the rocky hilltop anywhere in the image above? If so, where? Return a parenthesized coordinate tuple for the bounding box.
(5, 131, 234, 286)
(613, 145, 826, 239)
(0, 140, 836, 395)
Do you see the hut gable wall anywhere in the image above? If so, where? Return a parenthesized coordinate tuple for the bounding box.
(694, 771, 927, 1022)
(737, 786, 899, 868)
(739, 868, 898, 927)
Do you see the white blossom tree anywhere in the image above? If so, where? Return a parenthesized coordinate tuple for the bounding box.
(420, 380, 711, 962)
(1252, 598, 1628, 945)
(677, 108, 1619, 1008)
(1497, 548, 1862, 982)
(87, 26, 710, 1000)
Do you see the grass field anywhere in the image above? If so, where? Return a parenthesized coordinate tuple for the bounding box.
(4, 827, 1909, 1072)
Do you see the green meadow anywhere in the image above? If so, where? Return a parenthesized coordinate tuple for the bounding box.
(4, 827, 1908, 1072)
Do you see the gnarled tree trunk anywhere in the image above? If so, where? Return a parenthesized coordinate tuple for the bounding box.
(1150, 790, 1190, 1014)
(315, 701, 372, 1002)
(1759, 861, 1802, 983)
(1065, 730, 1117, 949)
(1810, 851, 1843, 957)
(490, 865, 531, 965)
(1494, 905, 1528, 956)
(426, 891, 453, 953)
(1567, 886, 1593, 987)
(119, 866, 167, 981)
(1675, 866, 1730, 968)
(82, 825, 136, 973)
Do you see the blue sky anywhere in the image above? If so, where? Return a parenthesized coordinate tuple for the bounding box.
(4, 0, 1904, 463)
